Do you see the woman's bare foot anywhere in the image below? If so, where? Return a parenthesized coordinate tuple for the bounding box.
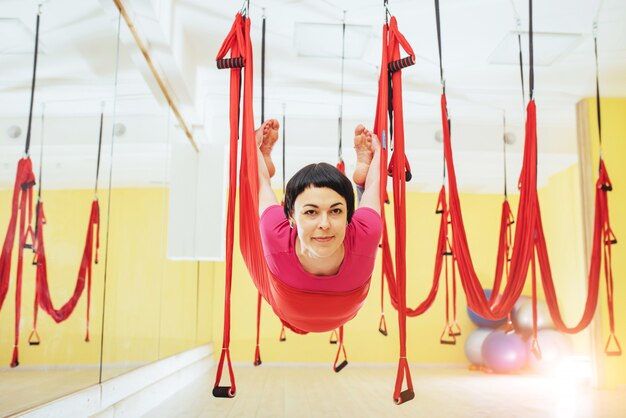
(256, 119, 280, 177)
(353, 124, 374, 186)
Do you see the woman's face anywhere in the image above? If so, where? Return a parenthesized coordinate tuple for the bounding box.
(290, 186, 348, 259)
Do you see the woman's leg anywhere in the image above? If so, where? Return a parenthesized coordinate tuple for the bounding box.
(256, 119, 280, 178)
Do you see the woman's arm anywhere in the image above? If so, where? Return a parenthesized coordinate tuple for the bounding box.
(358, 135, 381, 215)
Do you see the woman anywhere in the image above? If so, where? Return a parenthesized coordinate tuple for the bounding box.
(255, 119, 383, 333)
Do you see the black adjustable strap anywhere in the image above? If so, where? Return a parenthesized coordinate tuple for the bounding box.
(502, 114, 508, 199)
(434, 0, 449, 184)
(434, 0, 445, 94)
(261, 11, 266, 123)
(528, 0, 534, 100)
(593, 25, 602, 149)
(516, 20, 526, 112)
(338, 13, 346, 162)
(25, 11, 41, 156)
(282, 105, 286, 195)
(94, 109, 104, 195)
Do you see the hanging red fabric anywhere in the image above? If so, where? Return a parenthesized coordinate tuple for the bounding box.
(28, 198, 100, 344)
(0, 157, 36, 367)
(372, 16, 415, 404)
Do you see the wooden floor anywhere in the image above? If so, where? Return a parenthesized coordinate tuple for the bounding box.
(142, 364, 626, 418)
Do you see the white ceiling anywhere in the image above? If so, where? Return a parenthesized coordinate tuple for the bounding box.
(1, 0, 625, 192)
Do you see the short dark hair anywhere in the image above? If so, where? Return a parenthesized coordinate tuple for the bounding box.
(284, 163, 355, 223)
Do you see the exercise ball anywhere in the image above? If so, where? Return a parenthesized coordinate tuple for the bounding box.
(464, 328, 493, 366)
(482, 330, 528, 373)
(512, 298, 554, 334)
(467, 289, 507, 328)
(528, 329, 572, 372)
(511, 295, 531, 318)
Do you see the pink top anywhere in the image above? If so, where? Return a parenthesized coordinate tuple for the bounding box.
(260, 205, 382, 292)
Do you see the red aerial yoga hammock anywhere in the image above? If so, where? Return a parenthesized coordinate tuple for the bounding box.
(27, 110, 102, 346)
(213, 8, 416, 401)
(0, 11, 40, 367)
(0, 11, 101, 366)
(382, 0, 620, 359)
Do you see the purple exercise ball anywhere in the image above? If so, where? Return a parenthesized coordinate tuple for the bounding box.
(482, 330, 528, 373)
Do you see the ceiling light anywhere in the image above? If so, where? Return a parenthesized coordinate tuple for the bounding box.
(489, 31, 583, 66)
(294, 22, 372, 59)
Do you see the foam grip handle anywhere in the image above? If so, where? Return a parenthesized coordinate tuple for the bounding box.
(440, 339, 456, 345)
(254, 358, 262, 366)
(395, 389, 415, 405)
(334, 360, 348, 373)
(379, 328, 388, 336)
(388, 56, 416, 73)
(405, 171, 412, 182)
(212, 386, 235, 398)
(29, 341, 40, 346)
(216, 57, 245, 69)
(601, 184, 613, 191)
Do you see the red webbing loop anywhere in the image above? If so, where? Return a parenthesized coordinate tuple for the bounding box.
(333, 326, 348, 372)
(279, 324, 287, 342)
(213, 13, 246, 395)
(254, 292, 262, 366)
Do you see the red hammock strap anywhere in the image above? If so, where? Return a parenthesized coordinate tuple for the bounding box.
(382, 15, 415, 403)
(254, 292, 262, 366)
(212, 347, 236, 398)
(329, 328, 338, 344)
(440, 237, 455, 345)
(449, 252, 461, 337)
(279, 324, 287, 342)
(213, 13, 247, 396)
(393, 357, 414, 404)
(530, 246, 541, 359)
(333, 326, 348, 373)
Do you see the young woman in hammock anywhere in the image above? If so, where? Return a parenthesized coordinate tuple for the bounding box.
(255, 119, 382, 333)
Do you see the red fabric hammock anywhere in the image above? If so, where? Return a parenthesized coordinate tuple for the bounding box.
(28, 199, 100, 345)
(213, 12, 396, 399)
(0, 158, 36, 367)
(371, 16, 416, 404)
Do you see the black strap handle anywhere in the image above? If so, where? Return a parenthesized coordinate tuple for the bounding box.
(216, 57, 245, 69)
(334, 360, 348, 373)
(388, 56, 415, 73)
(395, 389, 415, 405)
(212, 386, 236, 398)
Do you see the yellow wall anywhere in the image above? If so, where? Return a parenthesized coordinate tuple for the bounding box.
(0, 187, 214, 369)
(585, 98, 626, 389)
(211, 173, 587, 364)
